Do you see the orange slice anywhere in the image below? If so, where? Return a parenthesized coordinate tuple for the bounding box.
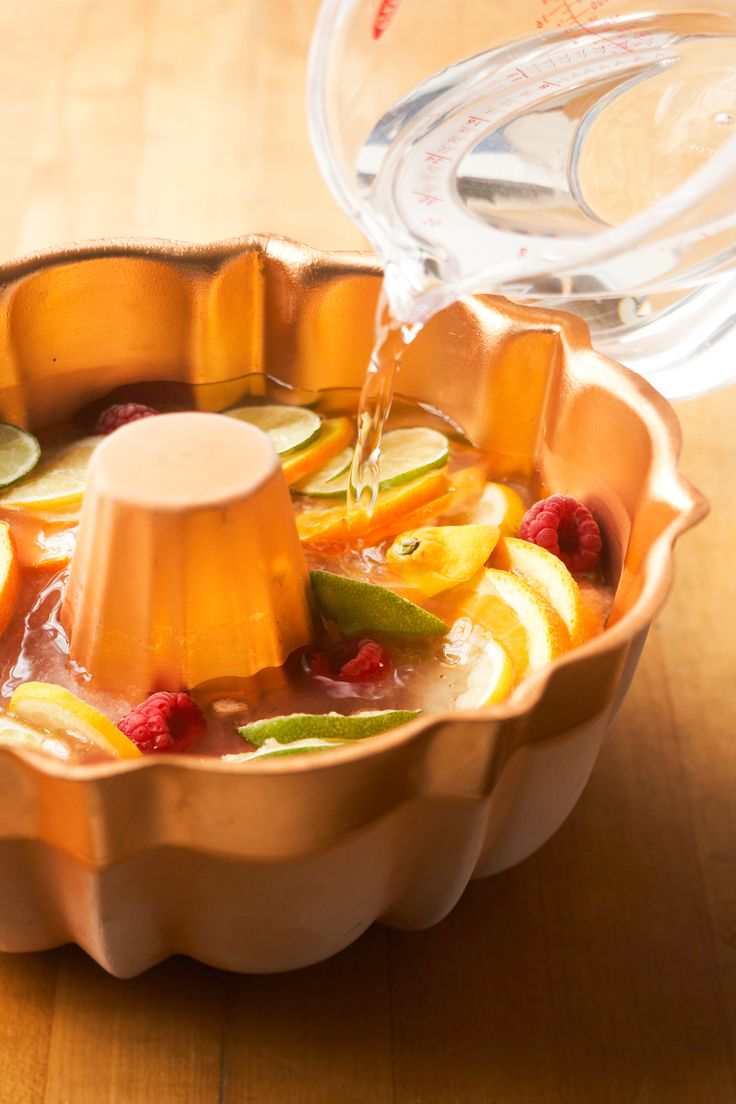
(8, 682, 142, 759)
(0, 522, 19, 634)
(351, 466, 487, 547)
(297, 468, 448, 546)
(2, 509, 78, 571)
(491, 536, 586, 644)
(435, 567, 569, 678)
(282, 417, 354, 485)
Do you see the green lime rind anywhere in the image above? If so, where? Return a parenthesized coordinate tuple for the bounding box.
(375, 427, 449, 490)
(310, 569, 447, 637)
(237, 709, 422, 748)
(293, 427, 449, 500)
(292, 446, 353, 497)
(225, 404, 322, 456)
(226, 738, 346, 761)
(0, 423, 41, 489)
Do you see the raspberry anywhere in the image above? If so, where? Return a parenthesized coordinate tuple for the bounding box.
(305, 638, 393, 682)
(118, 691, 206, 753)
(338, 639, 393, 681)
(96, 402, 159, 435)
(519, 494, 602, 573)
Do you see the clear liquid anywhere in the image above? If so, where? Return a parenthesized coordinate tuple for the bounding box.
(347, 12, 736, 502)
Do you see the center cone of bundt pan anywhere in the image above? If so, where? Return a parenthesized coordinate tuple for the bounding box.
(61, 412, 314, 699)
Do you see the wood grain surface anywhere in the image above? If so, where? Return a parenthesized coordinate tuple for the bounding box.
(0, 3, 734, 1102)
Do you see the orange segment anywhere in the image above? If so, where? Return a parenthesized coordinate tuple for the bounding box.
(491, 536, 586, 644)
(297, 468, 448, 546)
(0, 522, 19, 634)
(282, 417, 354, 485)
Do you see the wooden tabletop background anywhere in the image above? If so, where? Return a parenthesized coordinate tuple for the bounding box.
(0, 3, 734, 1102)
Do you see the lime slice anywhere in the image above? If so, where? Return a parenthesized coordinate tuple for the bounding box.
(0, 436, 101, 511)
(225, 404, 321, 455)
(376, 427, 449, 489)
(310, 568, 447, 637)
(0, 423, 41, 489)
(238, 709, 421, 747)
(8, 681, 142, 759)
(224, 739, 344, 761)
(294, 427, 449, 499)
(293, 447, 353, 497)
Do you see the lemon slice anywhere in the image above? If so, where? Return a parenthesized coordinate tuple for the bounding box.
(225, 404, 322, 455)
(238, 709, 421, 747)
(299, 427, 449, 498)
(455, 638, 514, 709)
(0, 436, 101, 511)
(0, 712, 72, 759)
(293, 447, 353, 497)
(0, 423, 41, 489)
(468, 482, 526, 536)
(8, 682, 142, 759)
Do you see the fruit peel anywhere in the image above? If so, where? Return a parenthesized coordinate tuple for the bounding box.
(238, 709, 422, 747)
(387, 523, 499, 597)
(310, 569, 447, 637)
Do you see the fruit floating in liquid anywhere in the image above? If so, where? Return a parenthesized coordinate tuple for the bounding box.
(0, 397, 610, 763)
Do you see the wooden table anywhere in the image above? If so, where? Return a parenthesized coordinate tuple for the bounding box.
(0, 3, 734, 1101)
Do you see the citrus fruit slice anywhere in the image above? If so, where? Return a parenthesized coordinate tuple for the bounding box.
(468, 481, 527, 536)
(282, 416, 354, 484)
(225, 741, 344, 761)
(455, 638, 514, 709)
(238, 709, 421, 747)
(491, 536, 586, 644)
(0, 711, 72, 759)
(310, 569, 447, 637)
(225, 404, 321, 455)
(297, 427, 449, 499)
(293, 446, 353, 497)
(0, 423, 41, 489)
(387, 523, 499, 597)
(8, 682, 142, 759)
(297, 468, 448, 545)
(0, 522, 19, 634)
(0, 436, 101, 511)
(476, 568, 569, 671)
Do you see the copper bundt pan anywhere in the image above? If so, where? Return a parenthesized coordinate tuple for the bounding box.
(0, 236, 706, 976)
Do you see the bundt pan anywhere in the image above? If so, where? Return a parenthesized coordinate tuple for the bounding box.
(0, 236, 705, 976)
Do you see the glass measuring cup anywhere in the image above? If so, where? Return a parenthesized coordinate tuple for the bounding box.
(308, 0, 736, 398)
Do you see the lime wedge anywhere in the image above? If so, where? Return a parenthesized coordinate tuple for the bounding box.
(0, 436, 101, 511)
(293, 427, 448, 499)
(238, 709, 421, 747)
(225, 404, 321, 455)
(310, 568, 447, 637)
(0, 423, 41, 489)
(293, 447, 353, 497)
